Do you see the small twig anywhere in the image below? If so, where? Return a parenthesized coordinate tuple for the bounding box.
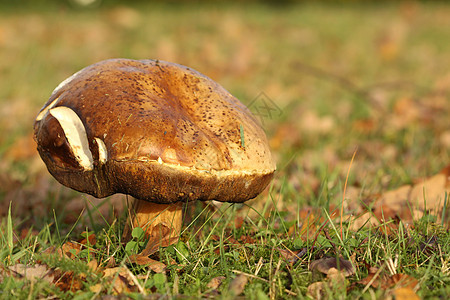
(270, 259, 282, 299)
(234, 269, 269, 283)
(254, 257, 264, 277)
(280, 242, 307, 264)
(357, 264, 386, 300)
(268, 247, 275, 300)
(125, 266, 146, 295)
(323, 228, 338, 250)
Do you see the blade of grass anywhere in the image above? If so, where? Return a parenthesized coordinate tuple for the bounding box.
(7, 202, 13, 259)
(341, 147, 357, 240)
(441, 191, 448, 227)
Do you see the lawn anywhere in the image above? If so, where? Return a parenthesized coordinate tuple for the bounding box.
(0, 1, 449, 298)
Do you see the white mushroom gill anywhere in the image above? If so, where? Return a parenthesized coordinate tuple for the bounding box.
(35, 96, 61, 121)
(49, 106, 94, 171)
(94, 137, 108, 163)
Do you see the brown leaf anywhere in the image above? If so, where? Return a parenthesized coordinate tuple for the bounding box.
(54, 271, 83, 292)
(307, 268, 348, 300)
(374, 185, 411, 220)
(370, 164, 450, 225)
(358, 272, 380, 288)
(358, 272, 419, 291)
(89, 283, 103, 294)
(277, 248, 303, 264)
(226, 236, 240, 245)
(234, 216, 244, 229)
(140, 225, 179, 257)
(353, 119, 376, 134)
(307, 281, 325, 300)
(348, 212, 379, 231)
(61, 241, 82, 259)
(391, 273, 419, 290)
(128, 254, 166, 273)
(410, 172, 449, 212)
(79, 232, 96, 246)
(102, 267, 138, 294)
(20, 228, 39, 240)
(8, 264, 54, 283)
(288, 207, 321, 238)
(228, 274, 248, 296)
(207, 276, 226, 290)
(239, 235, 256, 244)
(270, 123, 302, 150)
(393, 287, 420, 300)
(87, 259, 99, 273)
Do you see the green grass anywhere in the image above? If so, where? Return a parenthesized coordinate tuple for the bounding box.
(2, 198, 449, 298)
(1, 1, 450, 298)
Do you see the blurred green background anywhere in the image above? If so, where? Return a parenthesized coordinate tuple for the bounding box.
(1, 0, 449, 222)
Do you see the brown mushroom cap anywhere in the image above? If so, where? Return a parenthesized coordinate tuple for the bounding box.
(34, 59, 275, 204)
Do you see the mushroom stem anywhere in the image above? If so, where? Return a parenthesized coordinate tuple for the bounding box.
(124, 198, 183, 245)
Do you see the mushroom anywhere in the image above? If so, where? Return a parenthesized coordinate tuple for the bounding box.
(310, 257, 355, 277)
(34, 59, 276, 244)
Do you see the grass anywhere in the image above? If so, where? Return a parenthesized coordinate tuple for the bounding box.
(1, 1, 450, 298)
(2, 199, 449, 298)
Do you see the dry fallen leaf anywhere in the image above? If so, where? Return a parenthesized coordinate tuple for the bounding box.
(358, 268, 419, 291)
(370, 165, 450, 225)
(228, 274, 248, 296)
(239, 235, 256, 244)
(7, 264, 54, 283)
(307, 281, 325, 300)
(138, 225, 179, 258)
(61, 241, 82, 259)
(277, 248, 303, 264)
(270, 123, 301, 151)
(79, 232, 97, 247)
(87, 259, 99, 273)
(207, 276, 226, 290)
(54, 270, 84, 292)
(410, 172, 449, 211)
(391, 273, 419, 290)
(102, 267, 138, 295)
(393, 287, 420, 300)
(288, 207, 321, 238)
(348, 212, 380, 231)
(307, 268, 348, 300)
(358, 271, 383, 289)
(128, 254, 166, 273)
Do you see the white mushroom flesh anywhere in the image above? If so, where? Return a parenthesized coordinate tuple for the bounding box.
(49, 106, 94, 171)
(94, 137, 108, 164)
(35, 96, 61, 121)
